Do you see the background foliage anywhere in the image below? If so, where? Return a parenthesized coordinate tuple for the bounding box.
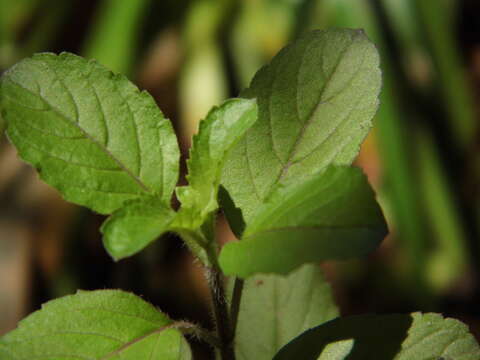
(0, 0, 479, 358)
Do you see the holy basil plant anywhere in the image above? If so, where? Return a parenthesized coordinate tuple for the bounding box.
(0, 29, 478, 360)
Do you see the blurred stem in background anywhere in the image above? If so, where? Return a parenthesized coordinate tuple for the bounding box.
(401, 0, 477, 292)
(178, 0, 232, 147)
(0, 0, 69, 70)
(83, 0, 151, 75)
(22, 0, 70, 60)
(0, 111, 4, 135)
(415, 129, 468, 291)
(413, 0, 476, 150)
(0, 0, 39, 68)
(411, 0, 480, 290)
(0, 0, 70, 130)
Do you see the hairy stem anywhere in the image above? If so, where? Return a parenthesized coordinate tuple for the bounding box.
(207, 267, 236, 360)
(229, 278, 244, 336)
(177, 321, 222, 349)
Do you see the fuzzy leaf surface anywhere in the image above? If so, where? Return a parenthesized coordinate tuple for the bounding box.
(101, 197, 176, 260)
(0, 52, 179, 214)
(233, 264, 339, 360)
(219, 166, 387, 277)
(273, 313, 480, 360)
(221, 28, 381, 224)
(100, 98, 257, 262)
(0, 290, 192, 359)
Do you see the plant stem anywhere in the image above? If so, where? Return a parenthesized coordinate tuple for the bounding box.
(175, 321, 222, 349)
(229, 278, 244, 336)
(207, 266, 236, 360)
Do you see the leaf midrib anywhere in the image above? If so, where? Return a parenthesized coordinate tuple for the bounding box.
(4, 77, 152, 194)
(277, 35, 359, 183)
(244, 35, 365, 210)
(100, 324, 174, 360)
(0, 324, 181, 360)
(240, 34, 360, 208)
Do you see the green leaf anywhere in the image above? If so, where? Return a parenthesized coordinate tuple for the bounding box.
(233, 264, 339, 360)
(0, 52, 179, 214)
(175, 98, 257, 229)
(100, 99, 257, 262)
(0, 290, 192, 359)
(101, 197, 176, 261)
(219, 166, 387, 277)
(273, 312, 480, 360)
(101, 199, 212, 263)
(221, 28, 381, 224)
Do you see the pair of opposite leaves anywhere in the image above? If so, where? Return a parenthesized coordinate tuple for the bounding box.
(1, 28, 479, 360)
(0, 28, 386, 278)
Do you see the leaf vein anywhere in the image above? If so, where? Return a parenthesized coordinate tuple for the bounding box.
(112, 81, 142, 178)
(42, 62, 80, 124)
(266, 63, 287, 165)
(148, 332, 162, 360)
(244, 136, 262, 202)
(401, 327, 446, 351)
(9, 77, 152, 193)
(68, 307, 165, 327)
(439, 333, 469, 356)
(12, 115, 85, 140)
(5, 331, 124, 345)
(85, 67, 109, 146)
(291, 89, 366, 166)
(99, 323, 179, 360)
(277, 35, 355, 182)
(16, 136, 124, 172)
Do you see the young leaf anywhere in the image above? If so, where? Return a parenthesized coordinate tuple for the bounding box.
(221, 28, 381, 224)
(101, 198, 215, 264)
(101, 99, 257, 263)
(101, 197, 176, 261)
(219, 166, 387, 277)
(273, 312, 480, 360)
(0, 52, 179, 214)
(232, 264, 339, 360)
(0, 290, 192, 359)
(175, 98, 257, 229)
(101, 199, 212, 263)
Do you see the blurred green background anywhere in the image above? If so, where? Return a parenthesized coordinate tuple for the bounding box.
(1, 0, 479, 357)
